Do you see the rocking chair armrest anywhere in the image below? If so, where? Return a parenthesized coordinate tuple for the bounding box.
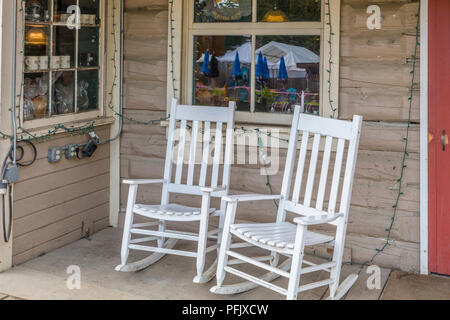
(222, 194, 282, 203)
(294, 213, 344, 226)
(201, 186, 227, 193)
(122, 179, 166, 185)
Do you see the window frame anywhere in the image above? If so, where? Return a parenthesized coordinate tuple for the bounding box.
(168, 0, 340, 125)
(17, 0, 108, 131)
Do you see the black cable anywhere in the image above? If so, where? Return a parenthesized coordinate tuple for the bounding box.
(1, 140, 37, 242)
(14, 140, 37, 167)
(2, 185, 12, 243)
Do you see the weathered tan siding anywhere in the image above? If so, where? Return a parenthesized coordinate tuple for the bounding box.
(121, 0, 421, 272)
(12, 126, 111, 265)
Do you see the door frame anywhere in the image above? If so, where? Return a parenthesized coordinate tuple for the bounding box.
(420, 0, 429, 275)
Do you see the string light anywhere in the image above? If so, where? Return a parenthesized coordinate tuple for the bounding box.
(325, 0, 337, 118)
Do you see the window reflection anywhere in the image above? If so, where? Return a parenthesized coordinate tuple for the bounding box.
(78, 70, 99, 112)
(24, 25, 50, 71)
(52, 71, 75, 115)
(25, 0, 51, 22)
(194, 0, 252, 23)
(257, 0, 321, 22)
(53, 26, 75, 69)
(255, 35, 320, 114)
(194, 35, 251, 111)
(78, 27, 99, 67)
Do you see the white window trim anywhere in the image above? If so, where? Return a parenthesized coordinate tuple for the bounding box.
(167, 0, 340, 125)
(419, 0, 428, 275)
(15, 0, 119, 133)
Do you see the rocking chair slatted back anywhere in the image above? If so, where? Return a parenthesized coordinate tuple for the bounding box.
(278, 106, 362, 226)
(162, 99, 235, 205)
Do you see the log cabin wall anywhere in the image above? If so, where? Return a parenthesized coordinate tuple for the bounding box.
(12, 126, 111, 265)
(121, 0, 421, 272)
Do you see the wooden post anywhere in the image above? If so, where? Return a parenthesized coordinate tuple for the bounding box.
(108, 0, 122, 228)
(0, 0, 15, 272)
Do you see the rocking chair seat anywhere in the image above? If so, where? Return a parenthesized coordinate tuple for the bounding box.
(133, 203, 216, 221)
(230, 222, 334, 251)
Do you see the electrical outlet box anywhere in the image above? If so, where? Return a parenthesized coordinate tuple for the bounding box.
(65, 145, 78, 159)
(48, 148, 63, 163)
(81, 140, 98, 158)
(4, 165, 19, 183)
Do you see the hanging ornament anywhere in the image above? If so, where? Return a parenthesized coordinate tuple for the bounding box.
(262, 1, 289, 23)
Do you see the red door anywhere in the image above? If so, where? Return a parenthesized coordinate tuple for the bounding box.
(429, 0, 450, 275)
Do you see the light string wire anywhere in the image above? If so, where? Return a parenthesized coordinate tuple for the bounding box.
(105, 2, 169, 126)
(325, 0, 337, 118)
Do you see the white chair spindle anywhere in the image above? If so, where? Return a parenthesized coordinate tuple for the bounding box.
(187, 120, 199, 186)
(175, 120, 187, 184)
(316, 136, 333, 211)
(303, 133, 321, 207)
(328, 138, 345, 213)
(211, 122, 223, 188)
(292, 131, 310, 203)
(200, 121, 211, 187)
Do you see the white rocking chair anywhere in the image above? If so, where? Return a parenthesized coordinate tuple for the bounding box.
(116, 99, 235, 283)
(211, 106, 362, 300)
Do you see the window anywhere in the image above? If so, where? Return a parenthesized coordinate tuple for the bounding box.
(174, 0, 340, 125)
(21, 0, 104, 127)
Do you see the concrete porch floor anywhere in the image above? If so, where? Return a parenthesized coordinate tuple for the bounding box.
(0, 226, 449, 300)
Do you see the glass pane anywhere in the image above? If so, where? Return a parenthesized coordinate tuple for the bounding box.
(194, 0, 252, 23)
(53, 71, 75, 115)
(255, 35, 320, 114)
(79, 0, 100, 25)
(24, 72, 50, 120)
(78, 27, 99, 67)
(258, 0, 321, 22)
(54, 0, 77, 23)
(194, 35, 251, 111)
(52, 26, 75, 69)
(25, 0, 51, 22)
(24, 25, 50, 71)
(77, 70, 99, 112)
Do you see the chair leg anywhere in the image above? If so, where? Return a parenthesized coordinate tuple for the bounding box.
(194, 191, 211, 283)
(329, 222, 346, 298)
(119, 184, 137, 267)
(286, 224, 307, 300)
(216, 199, 227, 251)
(157, 220, 166, 248)
(215, 201, 237, 288)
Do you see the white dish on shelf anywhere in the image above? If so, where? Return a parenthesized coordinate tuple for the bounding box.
(52, 56, 61, 69)
(39, 56, 48, 70)
(25, 56, 40, 71)
(60, 56, 70, 69)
